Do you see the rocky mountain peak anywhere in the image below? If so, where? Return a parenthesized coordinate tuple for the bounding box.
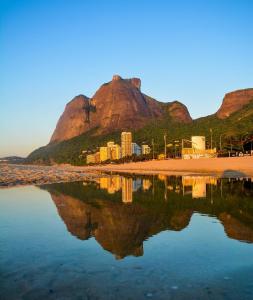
(112, 74, 122, 81)
(129, 78, 141, 90)
(49, 76, 192, 144)
(216, 88, 253, 119)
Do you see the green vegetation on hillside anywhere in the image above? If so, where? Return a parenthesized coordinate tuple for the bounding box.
(27, 102, 253, 165)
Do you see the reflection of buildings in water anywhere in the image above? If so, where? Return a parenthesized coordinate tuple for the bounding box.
(98, 175, 220, 200)
(175, 185, 181, 194)
(109, 176, 121, 194)
(182, 176, 217, 198)
(99, 176, 146, 203)
(167, 185, 174, 191)
(99, 176, 122, 194)
(99, 177, 109, 190)
(133, 178, 142, 192)
(142, 178, 152, 191)
(158, 174, 166, 181)
(164, 177, 183, 193)
(122, 177, 133, 203)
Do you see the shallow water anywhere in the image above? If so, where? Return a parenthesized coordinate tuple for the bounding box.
(1, 175, 253, 299)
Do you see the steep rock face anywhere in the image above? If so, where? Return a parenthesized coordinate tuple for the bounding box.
(216, 88, 253, 119)
(50, 95, 91, 143)
(90, 75, 163, 133)
(50, 75, 192, 143)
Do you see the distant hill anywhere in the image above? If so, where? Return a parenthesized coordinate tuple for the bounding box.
(0, 156, 25, 164)
(27, 76, 253, 165)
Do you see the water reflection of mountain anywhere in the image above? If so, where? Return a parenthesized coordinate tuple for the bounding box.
(41, 176, 253, 259)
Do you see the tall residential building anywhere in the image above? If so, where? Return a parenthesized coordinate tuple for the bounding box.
(107, 141, 121, 160)
(142, 144, 151, 155)
(100, 146, 109, 162)
(107, 141, 114, 160)
(111, 144, 121, 160)
(121, 132, 132, 157)
(132, 142, 141, 156)
(107, 141, 115, 148)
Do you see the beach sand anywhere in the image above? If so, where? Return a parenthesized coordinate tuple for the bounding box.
(93, 156, 253, 178)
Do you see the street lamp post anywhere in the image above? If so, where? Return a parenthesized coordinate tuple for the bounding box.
(230, 137, 232, 156)
(219, 133, 226, 153)
(210, 128, 213, 149)
(241, 132, 249, 152)
(152, 138, 155, 160)
(164, 133, 167, 159)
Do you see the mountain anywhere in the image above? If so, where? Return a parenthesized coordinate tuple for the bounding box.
(27, 78, 253, 165)
(216, 88, 253, 119)
(50, 75, 192, 143)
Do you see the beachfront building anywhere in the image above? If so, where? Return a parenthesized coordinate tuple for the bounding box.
(182, 136, 217, 159)
(121, 132, 132, 157)
(107, 141, 115, 148)
(100, 146, 109, 162)
(142, 144, 151, 155)
(86, 154, 95, 164)
(111, 144, 121, 160)
(132, 142, 141, 156)
(94, 151, 100, 163)
(107, 141, 115, 160)
(86, 151, 100, 164)
(107, 141, 121, 160)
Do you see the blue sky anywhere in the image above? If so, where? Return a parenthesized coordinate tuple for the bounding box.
(1, 0, 253, 157)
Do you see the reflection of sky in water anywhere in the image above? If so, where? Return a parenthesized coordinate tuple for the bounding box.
(1, 177, 253, 299)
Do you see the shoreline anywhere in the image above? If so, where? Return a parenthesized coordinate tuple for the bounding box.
(92, 156, 253, 178)
(1, 156, 253, 188)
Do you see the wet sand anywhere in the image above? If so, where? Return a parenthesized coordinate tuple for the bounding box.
(0, 164, 99, 188)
